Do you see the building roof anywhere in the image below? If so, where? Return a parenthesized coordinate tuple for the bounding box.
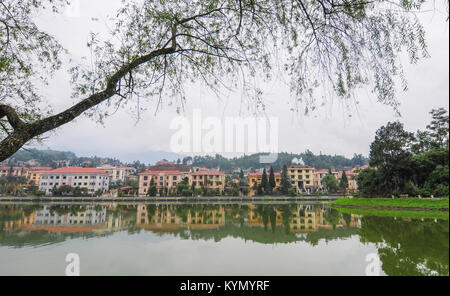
(248, 172, 281, 177)
(315, 169, 329, 173)
(40, 167, 109, 175)
(27, 167, 53, 171)
(288, 165, 314, 169)
(191, 170, 225, 175)
(140, 170, 184, 175)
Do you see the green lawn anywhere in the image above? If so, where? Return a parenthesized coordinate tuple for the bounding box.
(330, 197, 449, 210)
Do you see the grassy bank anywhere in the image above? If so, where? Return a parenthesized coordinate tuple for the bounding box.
(330, 197, 449, 210)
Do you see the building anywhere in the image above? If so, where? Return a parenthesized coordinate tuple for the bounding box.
(97, 164, 137, 184)
(189, 170, 225, 192)
(287, 165, 316, 193)
(139, 170, 189, 196)
(39, 167, 109, 195)
(344, 170, 358, 192)
(23, 167, 53, 185)
(248, 172, 281, 195)
(0, 166, 27, 178)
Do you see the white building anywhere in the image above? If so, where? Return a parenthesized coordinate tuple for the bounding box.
(96, 164, 137, 184)
(34, 205, 107, 226)
(39, 167, 110, 195)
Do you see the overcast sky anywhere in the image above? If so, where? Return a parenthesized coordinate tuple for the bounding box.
(29, 0, 449, 162)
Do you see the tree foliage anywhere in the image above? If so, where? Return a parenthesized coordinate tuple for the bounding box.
(358, 108, 449, 197)
(0, 0, 437, 160)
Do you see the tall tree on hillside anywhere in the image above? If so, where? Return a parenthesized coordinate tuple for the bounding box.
(0, 0, 436, 161)
(280, 165, 291, 195)
(268, 166, 276, 193)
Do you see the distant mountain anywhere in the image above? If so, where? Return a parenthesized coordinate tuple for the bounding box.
(5, 148, 367, 171)
(5, 148, 185, 167)
(114, 151, 186, 165)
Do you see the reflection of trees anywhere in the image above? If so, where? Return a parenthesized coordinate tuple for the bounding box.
(324, 208, 342, 230)
(359, 216, 449, 276)
(2, 203, 448, 276)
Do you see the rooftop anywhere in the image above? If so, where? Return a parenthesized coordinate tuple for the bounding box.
(39, 167, 109, 175)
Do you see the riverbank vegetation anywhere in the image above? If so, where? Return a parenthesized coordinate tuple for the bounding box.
(356, 108, 449, 197)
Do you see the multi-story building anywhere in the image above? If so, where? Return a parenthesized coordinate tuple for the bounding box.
(39, 167, 109, 195)
(97, 164, 137, 184)
(248, 172, 281, 195)
(287, 165, 316, 193)
(139, 170, 189, 196)
(189, 170, 225, 192)
(23, 167, 53, 185)
(0, 166, 27, 178)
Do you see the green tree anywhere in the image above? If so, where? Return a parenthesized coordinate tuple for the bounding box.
(0, 0, 433, 161)
(148, 178, 157, 197)
(340, 171, 349, 193)
(280, 165, 291, 195)
(261, 169, 268, 193)
(426, 108, 449, 149)
(268, 166, 276, 194)
(322, 173, 339, 193)
(369, 121, 415, 192)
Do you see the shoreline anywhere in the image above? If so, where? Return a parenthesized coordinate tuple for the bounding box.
(0, 196, 340, 203)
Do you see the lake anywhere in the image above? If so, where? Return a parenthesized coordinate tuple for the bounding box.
(0, 202, 448, 276)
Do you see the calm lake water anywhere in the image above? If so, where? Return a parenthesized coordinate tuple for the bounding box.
(0, 202, 448, 276)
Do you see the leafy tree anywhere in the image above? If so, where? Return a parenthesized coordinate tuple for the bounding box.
(0, 0, 434, 161)
(322, 173, 339, 193)
(426, 108, 449, 149)
(369, 121, 415, 192)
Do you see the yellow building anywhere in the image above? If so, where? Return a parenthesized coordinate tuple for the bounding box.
(189, 170, 225, 192)
(24, 167, 53, 185)
(0, 166, 26, 178)
(248, 172, 281, 195)
(136, 205, 226, 229)
(287, 165, 316, 193)
(139, 170, 188, 196)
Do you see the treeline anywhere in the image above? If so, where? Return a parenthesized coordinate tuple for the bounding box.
(6, 148, 121, 167)
(357, 108, 449, 197)
(183, 151, 368, 172)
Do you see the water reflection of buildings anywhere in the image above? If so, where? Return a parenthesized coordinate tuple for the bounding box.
(34, 205, 107, 226)
(136, 205, 226, 231)
(248, 204, 361, 233)
(1, 203, 361, 236)
(1, 210, 35, 231)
